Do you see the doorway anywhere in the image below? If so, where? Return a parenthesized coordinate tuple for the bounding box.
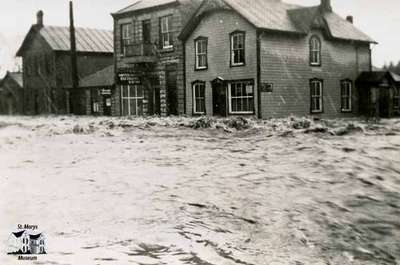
(166, 64, 178, 115)
(103, 95, 112, 116)
(212, 79, 227, 116)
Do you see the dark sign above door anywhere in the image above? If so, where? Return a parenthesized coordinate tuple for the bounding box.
(117, 73, 141, 85)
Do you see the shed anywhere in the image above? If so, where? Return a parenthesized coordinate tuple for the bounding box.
(356, 71, 400, 118)
(0, 71, 23, 115)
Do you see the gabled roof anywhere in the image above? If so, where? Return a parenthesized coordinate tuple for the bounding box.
(12, 231, 26, 238)
(29, 233, 43, 240)
(114, 0, 178, 15)
(80, 65, 114, 87)
(357, 71, 400, 85)
(2, 71, 23, 88)
(180, 0, 375, 43)
(16, 25, 113, 56)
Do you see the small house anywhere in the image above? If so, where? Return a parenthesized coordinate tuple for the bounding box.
(16, 11, 114, 115)
(7, 230, 31, 254)
(79, 65, 115, 116)
(356, 71, 400, 118)
(0, 71, 23, 115)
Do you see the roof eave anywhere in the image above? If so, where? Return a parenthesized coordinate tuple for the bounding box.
(112, 1, 179, 18)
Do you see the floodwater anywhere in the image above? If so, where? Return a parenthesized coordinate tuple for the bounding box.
(0, 116, 399, 265)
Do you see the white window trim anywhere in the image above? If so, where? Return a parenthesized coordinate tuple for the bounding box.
(231, 33, 245, 66)
(228, 82, 254, 114)
(195, 39, 207, 70)
(341, 80, 352, 112)
(121, 23, 133, 55)
(310, 36, 321, 66)
(161, 16, 173, 49)
(311, 80, 323, 113)
(193, 82, 206, 114)
(121, 85, 144, 116)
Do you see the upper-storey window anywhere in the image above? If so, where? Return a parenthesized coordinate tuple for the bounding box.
(195, 37, 208, 70)
(341, 80, 352, 112)
(310, 35, 321, 66)
(121, 23, 133, 55)
(160, 15, 173, 49)
(230, 31, 245, 66)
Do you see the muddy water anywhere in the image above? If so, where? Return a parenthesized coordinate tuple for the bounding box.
(0, 121, 399, 265)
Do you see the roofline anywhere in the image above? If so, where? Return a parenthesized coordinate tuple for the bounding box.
(111, 0, 179, 18)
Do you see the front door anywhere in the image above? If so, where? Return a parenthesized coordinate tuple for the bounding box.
(166, 64, 178, 115)
(212, 81, 227, 116)
(103, 95, 112, 116)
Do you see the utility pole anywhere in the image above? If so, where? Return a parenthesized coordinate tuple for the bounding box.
(69, 0, 78, 114)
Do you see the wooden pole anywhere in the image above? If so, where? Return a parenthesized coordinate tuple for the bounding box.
(69, 0, 78, 114)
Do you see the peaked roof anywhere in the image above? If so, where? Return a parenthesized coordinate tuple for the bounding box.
(16, 25, 113, 56)
(180, 0, 375, 43)
(29, 233, 43, 240)
(357, 71, 400, 85)
(2, 71, 23, 88)
(79, 65, 114, 87)
(12, 231, 26, 238)
(114, 0, 178, 14)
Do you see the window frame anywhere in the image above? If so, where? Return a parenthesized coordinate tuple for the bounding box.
(228, 80, 255, 115)
(192, 81, 206, 115)
(230, 31, 246, 67)
(340, 79, 353, 112)
(160, 15, 173, 49)
(310, 79, 324, 114)
(120, 23, 133, 55)
(120, 84, 144, 116)
(194, 37, 208, 70)
(309, 35, 322, 66)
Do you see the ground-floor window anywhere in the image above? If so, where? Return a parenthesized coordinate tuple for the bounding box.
(341, 80, 352, 112)
(92, 102, 100, 113)
(394, 87, 400, 111)
(193, 82, 206, 114)
(121, 85, 144, 116)
(228, 80, 254, 114)
(310, 79, 323, 113)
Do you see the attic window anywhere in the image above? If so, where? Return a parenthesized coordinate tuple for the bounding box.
(310, 35, 321, 66)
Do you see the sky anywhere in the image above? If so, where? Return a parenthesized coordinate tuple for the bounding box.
(0, 0, 399, 76)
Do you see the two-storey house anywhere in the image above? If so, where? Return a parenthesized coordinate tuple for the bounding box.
(16, 11, 113, 115)
(180, 0, 376, 118)
(112, 0, 201, 117)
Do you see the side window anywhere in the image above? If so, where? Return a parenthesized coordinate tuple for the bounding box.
(192, 82, 206, 114)
(230, 31, 245, 66)
(160, 15, 173, 49)
(341, 80, 352, 112)
(394, 87, 400, 111)
(310, 79, 323, 113)
(195, 37, 208, 70)
(310, 35, 321, 66)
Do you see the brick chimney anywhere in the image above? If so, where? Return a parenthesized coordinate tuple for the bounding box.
(320, 0, 332, 12)
(36, 10, 44, 27)
(346, 15, 353, 24)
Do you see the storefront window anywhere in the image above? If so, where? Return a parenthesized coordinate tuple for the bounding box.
(121, 85, 144, 116)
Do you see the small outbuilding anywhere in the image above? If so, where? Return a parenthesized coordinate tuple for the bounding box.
(0, 71, 23, 115)
(356, 71, 400, 118)
(79, 65, 115, 116)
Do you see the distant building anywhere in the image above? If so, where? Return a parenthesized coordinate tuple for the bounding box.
(112, 0, 202, 117)
(16, 11, 114, 115)
(357, 71, 400, 118)
(79, 65, 115, 116)
(0, 71, 23, 115)
(180, 0, 375, 118)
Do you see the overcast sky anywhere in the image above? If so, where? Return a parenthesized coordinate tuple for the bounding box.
(0, 0, 399, 75)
